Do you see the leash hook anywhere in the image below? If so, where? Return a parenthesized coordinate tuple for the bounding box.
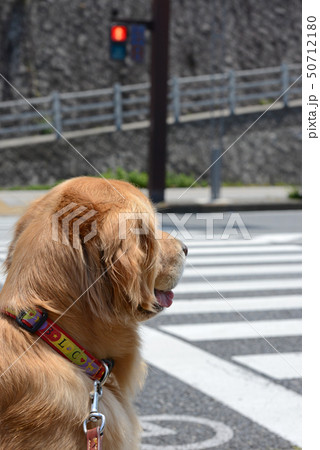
(83, 380, 106, 435)
(83, 361, 110, 438)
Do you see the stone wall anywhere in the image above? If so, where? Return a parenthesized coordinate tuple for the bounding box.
(0, 107, 301, 187)
(0, 0, 302, 100)
(0, 0, 302, 187)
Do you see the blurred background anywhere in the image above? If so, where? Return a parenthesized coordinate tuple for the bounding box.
(0, 0, 301, 198)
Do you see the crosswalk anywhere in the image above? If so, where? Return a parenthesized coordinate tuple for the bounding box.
(0, 217, 14, 288)
(0, 218, 302, 447)
(143, 231, 302, 447)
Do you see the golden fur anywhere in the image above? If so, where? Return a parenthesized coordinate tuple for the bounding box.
(0, 177, 186, 449)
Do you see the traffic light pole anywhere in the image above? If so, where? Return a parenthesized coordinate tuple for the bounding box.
(111, 1, 170, 203)
(148, 0, 170, 203)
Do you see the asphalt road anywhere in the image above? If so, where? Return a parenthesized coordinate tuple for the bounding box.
(0, 211, 302, 449)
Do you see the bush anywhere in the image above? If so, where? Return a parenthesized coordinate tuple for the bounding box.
(101, 168, 208, 189)
(2, 169, 209, 190)
(128, 171, 148, 188)
(289, 187, 302, 200)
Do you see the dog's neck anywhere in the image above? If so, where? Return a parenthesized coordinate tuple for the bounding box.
(48, 308, 144, 392)
(49, 310, 139, 358)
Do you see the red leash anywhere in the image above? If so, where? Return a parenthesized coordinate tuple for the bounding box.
(86, 427, 102, 450)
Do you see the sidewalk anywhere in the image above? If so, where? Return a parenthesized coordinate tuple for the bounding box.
(0, 186, 301, 216)
(153, 186, 302, 212)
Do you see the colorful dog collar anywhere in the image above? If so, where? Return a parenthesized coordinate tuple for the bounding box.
(4, 308, 113, 382)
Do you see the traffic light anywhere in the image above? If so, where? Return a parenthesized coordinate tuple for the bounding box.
(131, 25, 146, 63)
(110, 25, 128, 61)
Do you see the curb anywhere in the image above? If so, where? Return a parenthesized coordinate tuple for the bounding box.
(0, 198, 302, 216)
(155, 201, 302, 213)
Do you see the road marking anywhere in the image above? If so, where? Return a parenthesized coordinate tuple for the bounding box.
(0, 272, 5, 287)
(186, 254, 301, 265)
(142, 327, 301, 446)
(175, 278, 302, 294)
(2, 252, 302, 266)
(189, 245, 300, 255)
(161, 319, 302, 341)
(183, 233, 302, 247)
(232, 352, 302, 380)
(140, 415, 233, 449)
(166, 296, 302, 315)
(141, 418, 175, 438)
(182, 263, 301, 278)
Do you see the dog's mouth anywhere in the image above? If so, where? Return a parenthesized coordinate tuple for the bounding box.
(154, 289, 174, 308)
(136, 289, 174, 319)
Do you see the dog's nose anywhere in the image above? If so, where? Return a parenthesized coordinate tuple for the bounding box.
(182, 243, 188, 257)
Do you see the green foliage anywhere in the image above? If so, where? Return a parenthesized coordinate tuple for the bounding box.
(3, 184, 53, 190)
(288, 187, 302, 200)
(128, 171, 148, 188)
(101, 168, 208, 189)
(259, 98, 274, 105)
(166, 172, 196, 188)
(115, 167, 127, 180)
(1, 169, 209, 190)
(101, 168, 148, 188)
(268, 447, 301, 450)
(37, 117, 54, 135)
(222, 181, 248, 187)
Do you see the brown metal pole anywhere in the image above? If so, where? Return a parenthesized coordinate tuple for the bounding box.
(148, 0, 170, 203)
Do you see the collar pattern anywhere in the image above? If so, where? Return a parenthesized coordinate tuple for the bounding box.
(4, 308, 112, 382)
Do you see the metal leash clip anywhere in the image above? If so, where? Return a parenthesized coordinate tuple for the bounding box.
(83, 362, 110, 436)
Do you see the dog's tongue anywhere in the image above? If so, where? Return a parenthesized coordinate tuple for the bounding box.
(155, 289, 174, 308)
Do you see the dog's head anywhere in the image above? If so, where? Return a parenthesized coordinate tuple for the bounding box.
(2, 177, 186, 324)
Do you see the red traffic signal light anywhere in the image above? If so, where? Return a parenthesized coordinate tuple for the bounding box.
(110, 25, 128, 42)
(110, 24, 128, 61)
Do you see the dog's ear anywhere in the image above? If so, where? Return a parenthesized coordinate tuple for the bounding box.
(1, 198, 107, 316)
(99, 209, 160, 314)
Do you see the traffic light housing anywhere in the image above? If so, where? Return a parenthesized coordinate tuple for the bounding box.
(110, 25, 128, 61)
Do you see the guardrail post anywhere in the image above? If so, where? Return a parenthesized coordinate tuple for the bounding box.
(114, 83, 122, 130)
(281, 63, 289, 107)
(211, 148, 222, 200)
(228, 70, 236, 115)
(52, 91, 62, 139)
(172, 76, 180, 123)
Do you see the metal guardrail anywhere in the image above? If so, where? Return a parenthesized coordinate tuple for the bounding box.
(0, 64, 301, 141)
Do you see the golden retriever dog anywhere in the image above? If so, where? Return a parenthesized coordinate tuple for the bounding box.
(0, 177, 187, 449)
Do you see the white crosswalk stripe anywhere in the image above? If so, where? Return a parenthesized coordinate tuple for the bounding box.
(161, 319, 302, 341)
(186, 253, 301, 265)
(175, 278, 302, 294)
(165, 296, 302, 314)
(182, 263, 301, 278)
(183, 233, 302, 246)
(232, 352, 302, 380)
(0, 217, 15, 279)
(188, 244, 300, 255)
